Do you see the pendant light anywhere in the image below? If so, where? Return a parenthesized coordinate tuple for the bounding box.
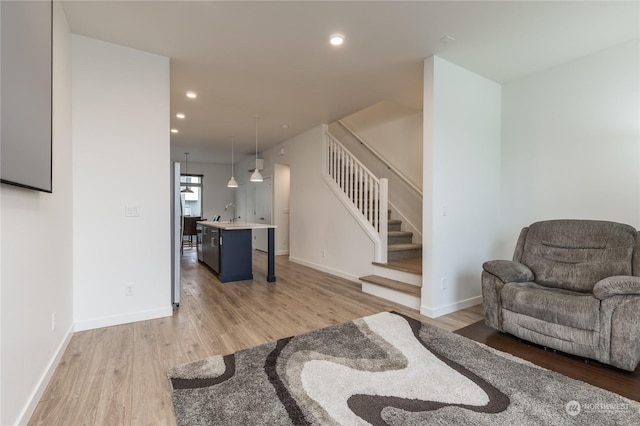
(250, 116, 264, 182)
(227, 135, 238, 188)
(181, 152, 194, 193)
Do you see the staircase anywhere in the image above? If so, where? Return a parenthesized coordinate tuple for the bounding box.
(387, 219, 421, 260)
(324, 130, 422, 310)
(360, 212, 422, 310)
(325, 132, 388, 262)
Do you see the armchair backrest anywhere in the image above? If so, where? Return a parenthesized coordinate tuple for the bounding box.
(513, 220, 638, 292)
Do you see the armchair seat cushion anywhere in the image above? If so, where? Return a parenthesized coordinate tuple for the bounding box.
(502, 282, 601, 331)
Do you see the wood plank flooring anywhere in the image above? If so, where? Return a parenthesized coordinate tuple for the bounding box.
(456, 321, 640, 402)
(28, 249, 483, 425)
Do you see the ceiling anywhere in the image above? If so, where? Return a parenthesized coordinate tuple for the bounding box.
(61, 1, 639, 164)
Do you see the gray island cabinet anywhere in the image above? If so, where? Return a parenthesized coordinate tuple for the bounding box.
(198, 222, 277, 283)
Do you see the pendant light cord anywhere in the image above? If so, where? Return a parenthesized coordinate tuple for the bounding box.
(250, 116, 263, 182)
(255, 116, 259, 162)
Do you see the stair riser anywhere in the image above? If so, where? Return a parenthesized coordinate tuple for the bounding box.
(371, 266, 422, 286)
(388, 223, 401, 232)
(362, 283, 420, 310)
(388, 235, 413, 245)
(388, 249, 422, 261)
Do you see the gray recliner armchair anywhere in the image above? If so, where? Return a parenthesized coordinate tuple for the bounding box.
(482, 219, 640, 371)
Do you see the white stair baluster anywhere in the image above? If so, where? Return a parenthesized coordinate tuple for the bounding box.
(322, 131, 389, 263)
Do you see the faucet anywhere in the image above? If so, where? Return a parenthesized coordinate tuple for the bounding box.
(225, 203, 236, 223)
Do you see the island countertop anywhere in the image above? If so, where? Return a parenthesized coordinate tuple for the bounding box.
(199, 221, 277, 230)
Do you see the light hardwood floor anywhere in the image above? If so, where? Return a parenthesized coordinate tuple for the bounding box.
(29, 249, 483, 425)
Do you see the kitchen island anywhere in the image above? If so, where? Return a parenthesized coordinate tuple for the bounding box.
(198, 221, 277, 283)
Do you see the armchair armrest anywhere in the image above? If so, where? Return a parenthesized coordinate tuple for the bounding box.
(482, 260, 534, 283)
(593, 276, 640, 300)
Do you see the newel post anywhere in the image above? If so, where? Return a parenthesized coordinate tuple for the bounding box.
(379, 178, 389, 263)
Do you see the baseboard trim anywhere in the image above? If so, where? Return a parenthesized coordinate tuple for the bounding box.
(420, 295, 483, 318)
(288, 256, 360, 283)
(74, 306, 173, 332)
(17, 322, 75, 426)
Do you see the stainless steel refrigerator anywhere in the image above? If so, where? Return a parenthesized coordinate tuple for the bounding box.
(170, 161, 181, 309)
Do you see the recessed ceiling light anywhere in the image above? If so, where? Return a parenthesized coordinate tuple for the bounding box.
(281, 124, 289, 129)
(329, 34, 344, 46)
(186, 91, 197, 99)
(170, 128, 178, 133)
(176, 113, 185, 119)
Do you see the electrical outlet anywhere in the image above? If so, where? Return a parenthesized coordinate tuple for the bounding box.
(440, 277, 447, 290)
(51, 312, 56, 332)
(125, 205, 140, 217)
(126, 282, 135, 296)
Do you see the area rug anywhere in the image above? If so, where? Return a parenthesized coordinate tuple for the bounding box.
(168, 312, 640, 425)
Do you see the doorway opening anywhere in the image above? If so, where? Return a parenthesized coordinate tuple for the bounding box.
(181, 173, 203, 249)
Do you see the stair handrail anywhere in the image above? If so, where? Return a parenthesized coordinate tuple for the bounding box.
(338, 119, 422, 197)
(324, 131, 388, 263)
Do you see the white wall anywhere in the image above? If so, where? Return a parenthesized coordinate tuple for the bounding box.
(339, 101, 423, 190)
(180, 161, 234, 221)
(235, 141, 291, 256)
(501, 40, 640, 257)
(287, 125, 376, 281)
(72, 35, 171, 331)
(328, 120, 423, 240)
(423, 56, 502, 317)
(0, 3, 74, 424)
(235, 125, 376, 281)
(330, 101, 423, 239)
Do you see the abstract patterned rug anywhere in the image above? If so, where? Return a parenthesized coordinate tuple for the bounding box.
(168, 312, 640, 425)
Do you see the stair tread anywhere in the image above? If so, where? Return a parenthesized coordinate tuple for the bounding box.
(388, 231, 413, 237)
(388, 243, 422, 251)
(388, 219, 402, 225)
(360, 275, 421, 296)
(373, 258, 422, 274)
